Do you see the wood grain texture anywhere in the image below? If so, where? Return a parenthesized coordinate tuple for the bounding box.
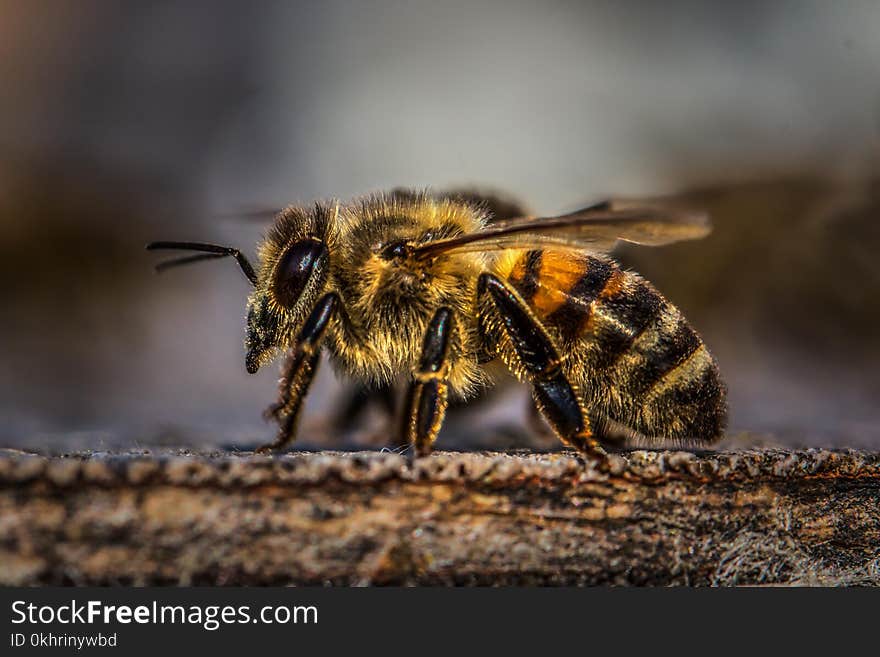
(1, 448, 878, 585)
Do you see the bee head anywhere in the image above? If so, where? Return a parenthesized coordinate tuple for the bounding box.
(245, 238, 329, 372)
(244, 204, 335, 373)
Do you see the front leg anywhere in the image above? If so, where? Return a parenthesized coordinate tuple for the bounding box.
(402, 307, 453, 457)
(478, 273, 606, 458)
(256, 292, 339, 454)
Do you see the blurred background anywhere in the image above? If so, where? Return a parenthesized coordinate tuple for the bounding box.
(1, 0, 878, 451)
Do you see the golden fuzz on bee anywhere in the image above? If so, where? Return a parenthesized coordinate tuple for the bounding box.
(151, 188, 727, 452)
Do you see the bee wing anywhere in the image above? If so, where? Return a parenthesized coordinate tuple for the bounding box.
(412, 200, 711, 257)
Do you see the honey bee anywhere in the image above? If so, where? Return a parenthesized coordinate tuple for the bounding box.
(147, 190, 727, 458)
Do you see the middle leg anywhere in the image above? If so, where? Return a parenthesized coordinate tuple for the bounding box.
(402, 307, 454, 457)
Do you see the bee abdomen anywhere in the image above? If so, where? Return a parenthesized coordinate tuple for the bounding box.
(504, 250, 726, 442)
(512, 252, 664, 361)
(506, 250, 616, 342)
(620, 305, 704, 396)
(588, 284, 725, 442)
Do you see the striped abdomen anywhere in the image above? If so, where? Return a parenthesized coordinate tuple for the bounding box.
(499, 249, 726, 444)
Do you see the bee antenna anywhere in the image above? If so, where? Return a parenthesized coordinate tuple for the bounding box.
(146, 241, 258, 286)
(154, 252, 229, 273)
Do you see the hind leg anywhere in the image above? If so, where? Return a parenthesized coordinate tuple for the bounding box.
(478, 274, 606, 458)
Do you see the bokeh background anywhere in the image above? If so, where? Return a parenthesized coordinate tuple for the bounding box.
(2, 0, 878, 451)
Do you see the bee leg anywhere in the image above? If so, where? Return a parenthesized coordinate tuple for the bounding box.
(402, 307, 454, 460)
(478, 274, 606, 458)
(330, 382, 396, 434)
(525, 396, 559, 446)
(256, 293, 339, 454)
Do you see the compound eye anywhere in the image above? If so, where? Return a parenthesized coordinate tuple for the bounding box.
(274, 238, 328, 307)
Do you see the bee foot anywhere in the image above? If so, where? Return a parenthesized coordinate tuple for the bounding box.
(255, 429, 294, 455)
(575, 447, 612, 472)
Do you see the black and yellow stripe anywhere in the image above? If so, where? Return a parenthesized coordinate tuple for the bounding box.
(501, 249, 726, 443)
(507, 249, 544, 303)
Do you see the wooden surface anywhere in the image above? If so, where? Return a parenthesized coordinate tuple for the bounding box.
(1, 447, 878, 585)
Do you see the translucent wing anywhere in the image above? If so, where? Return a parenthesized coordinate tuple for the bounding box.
(412, 200, 710, 258)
